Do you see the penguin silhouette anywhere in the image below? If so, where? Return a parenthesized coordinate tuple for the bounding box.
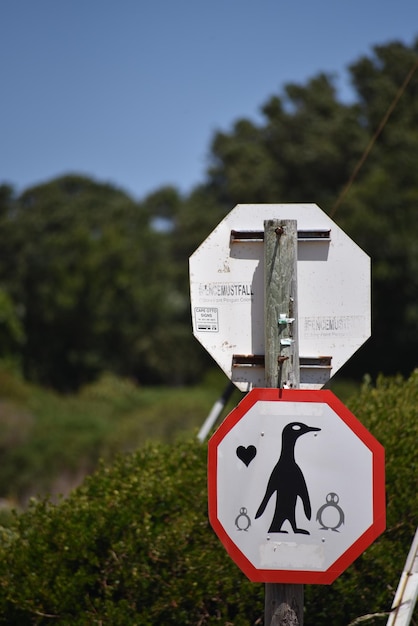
(316, 492, 345, 531)
(255, 422, 320, 534)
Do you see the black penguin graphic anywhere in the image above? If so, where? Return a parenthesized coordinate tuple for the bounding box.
(255, 422, 320, 534)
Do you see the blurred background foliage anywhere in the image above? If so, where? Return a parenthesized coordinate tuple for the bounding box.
(0, 39, 417, 392)
(0, 366, 242, 507)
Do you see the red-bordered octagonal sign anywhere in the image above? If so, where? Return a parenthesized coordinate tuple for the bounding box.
(208, 388, 385, 584)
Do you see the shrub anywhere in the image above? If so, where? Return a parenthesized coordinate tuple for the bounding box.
(0, 441, 264, 625)
(0, 372, 416, 625)
(305, 371, 418, 624)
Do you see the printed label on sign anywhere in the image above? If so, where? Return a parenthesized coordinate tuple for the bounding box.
(194, 307, 219, 332)
(198, 282, 254, 303)
(301, 315, 366, 337)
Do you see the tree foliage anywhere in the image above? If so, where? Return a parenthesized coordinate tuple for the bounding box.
(1, 39, 418, 389)
(207, 38, 418, 379)
(0, 177, 205, 389)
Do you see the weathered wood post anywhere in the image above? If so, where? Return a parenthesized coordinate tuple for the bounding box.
(264, 218, 303, 626)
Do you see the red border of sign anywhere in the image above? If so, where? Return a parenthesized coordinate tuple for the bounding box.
(208, 388, 385, 584)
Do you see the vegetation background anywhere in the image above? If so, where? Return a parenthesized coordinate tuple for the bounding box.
(0, 39, 417, 624)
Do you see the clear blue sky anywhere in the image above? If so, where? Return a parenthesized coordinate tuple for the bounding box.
(1, 0, 417, 201)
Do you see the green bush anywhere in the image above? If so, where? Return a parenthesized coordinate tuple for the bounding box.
(305, 371, 418, 625)
(0, 441, 264, 625)
(0, 372, 416, 625)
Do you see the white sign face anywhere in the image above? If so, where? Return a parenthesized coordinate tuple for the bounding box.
(217, 401, 371, 571)
(189, 204, 371, 390)
(208, 389, 386, 584)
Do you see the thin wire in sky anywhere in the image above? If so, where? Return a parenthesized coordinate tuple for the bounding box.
(330, 56, 418, 218)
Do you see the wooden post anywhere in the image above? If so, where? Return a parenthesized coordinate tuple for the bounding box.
(264, 219, 303, 626)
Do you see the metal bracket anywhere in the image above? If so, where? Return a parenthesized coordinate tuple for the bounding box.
(232, 354, 264, 368)
(231, 355, 332, 370)
(278, 314, 295, 325)
(230, 229, 331, 243)
(300, 356, 332, 369)
(280, 338, 294, 346)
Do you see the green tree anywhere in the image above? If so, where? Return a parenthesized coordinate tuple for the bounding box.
(207, 73, 368, 210)
(0, 176, 169, 389)
(2, 40, 418, 389)
(139, 185, 215, 385)
(335, 40, 418, 376)
(0, 288, 25, 364)
(0, 185, 25, 367)
(0, 175, 218, 390)
(205, 39, 418, 379)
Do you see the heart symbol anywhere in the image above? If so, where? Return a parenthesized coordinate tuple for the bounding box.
(236, 445, 257, 466)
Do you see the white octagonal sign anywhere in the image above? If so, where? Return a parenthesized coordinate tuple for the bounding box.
(189, 204, 371, 390)
(208, 388, 386, 584)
